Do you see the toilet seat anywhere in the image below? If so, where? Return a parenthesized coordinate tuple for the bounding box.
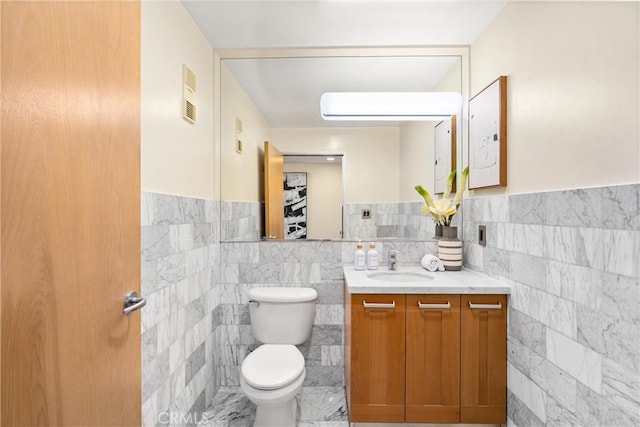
(241, 344, 305, 390)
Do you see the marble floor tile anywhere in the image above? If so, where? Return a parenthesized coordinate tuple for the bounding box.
(198, 386, 348, 427)
(298, 387, 348, 422)
(199, 391, 255, 426)
(298, 423, 349, 427)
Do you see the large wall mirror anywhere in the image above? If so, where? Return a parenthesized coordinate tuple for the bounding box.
(217, 47, 468, 242)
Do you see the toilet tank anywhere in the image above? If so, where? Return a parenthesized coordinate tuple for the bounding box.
(248, 287, 317, 345)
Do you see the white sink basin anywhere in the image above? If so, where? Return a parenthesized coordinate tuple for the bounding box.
(367, 271, 433, 282)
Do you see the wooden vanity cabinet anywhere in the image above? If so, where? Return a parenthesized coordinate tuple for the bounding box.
(406, 294, 460, 423)
(346, 291, 507, 424)
(460, 294, 507, 424)
(346, 293, 406, 423)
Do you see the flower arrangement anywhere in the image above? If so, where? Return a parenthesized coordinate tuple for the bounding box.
(415, 166, 469, 227)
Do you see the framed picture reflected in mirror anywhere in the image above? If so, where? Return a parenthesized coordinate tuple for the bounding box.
(283, 172, 307, 239)
(434, 115, 457, 194)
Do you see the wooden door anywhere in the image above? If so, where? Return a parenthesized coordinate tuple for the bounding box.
(264, 141, 284, 239)
(349, 294, 405, 423)
(406, 295, 460, 423)
(1, 1, 141, 426)
(460, 294, 507, 424)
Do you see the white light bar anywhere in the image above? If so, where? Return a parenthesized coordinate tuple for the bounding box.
(320, 92, 462, 121)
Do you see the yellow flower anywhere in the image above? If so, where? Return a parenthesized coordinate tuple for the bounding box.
(415, 167, 468, 226)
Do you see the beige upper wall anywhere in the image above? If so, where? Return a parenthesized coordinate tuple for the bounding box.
(399, 122, 435, 201)
(141, 1, 215, 199)
(270, 127, 400, 203)
(470, 1, 639, 196)
(220, 63, 271, 201)
(140, 1, 638, 201)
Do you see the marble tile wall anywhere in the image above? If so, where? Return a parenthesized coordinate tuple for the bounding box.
(461, 184, 640, 427)
(217, 239, 439, 387)
(220, 201, 261, 241)
(344, 202, 442, 240)
(141, 192, 221, 426)
(220, 200, 443, 241)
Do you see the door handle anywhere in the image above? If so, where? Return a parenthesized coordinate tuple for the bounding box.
(468, 301, 502, 310)
(418, 301, 450, 309)
(362, 301, 396, 309)
(123, 291, 146, 315)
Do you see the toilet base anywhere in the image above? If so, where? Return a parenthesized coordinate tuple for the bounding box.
(240, 369, 305, 427)
(254, 398, 297, 427)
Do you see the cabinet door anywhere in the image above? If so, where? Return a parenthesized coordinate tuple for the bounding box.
(460, 294, 507, 423)
(406, 295, 460, 423)
(349, 294, 406, 423)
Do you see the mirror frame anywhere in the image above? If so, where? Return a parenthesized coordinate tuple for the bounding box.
(214, 47, 470, 240)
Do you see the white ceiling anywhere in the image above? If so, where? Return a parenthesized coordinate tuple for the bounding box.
(285, 154, 343, 164)
(182, 1, 508, 127)
(183, 0, 507, 49)
(223, 56, 461, 127)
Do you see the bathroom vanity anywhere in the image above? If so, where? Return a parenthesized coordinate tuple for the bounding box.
(343, 266, 511, 424)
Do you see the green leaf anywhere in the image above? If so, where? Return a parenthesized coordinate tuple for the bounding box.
(442, 169, 457, 199)
(452, 166, 469, 207)
(414, 185, 437, 209)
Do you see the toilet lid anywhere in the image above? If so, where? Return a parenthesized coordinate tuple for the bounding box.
(248, 287, 317, 303)
(241, 344, 305, 390)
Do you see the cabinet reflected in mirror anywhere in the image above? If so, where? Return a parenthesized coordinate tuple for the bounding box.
(219, 50, 466, 242)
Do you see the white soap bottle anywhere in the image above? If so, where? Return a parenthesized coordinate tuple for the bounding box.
(354, 242, 366, 270)
(366, 242, 379, 270)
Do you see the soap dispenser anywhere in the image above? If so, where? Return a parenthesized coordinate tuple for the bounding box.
(354, 241, 366, 271)
(366, 242, 379, 270)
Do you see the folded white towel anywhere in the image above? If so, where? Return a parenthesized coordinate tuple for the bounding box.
(421, 254, 445, 272)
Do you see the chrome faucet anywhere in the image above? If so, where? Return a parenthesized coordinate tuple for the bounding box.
(388, 250, 399, 270)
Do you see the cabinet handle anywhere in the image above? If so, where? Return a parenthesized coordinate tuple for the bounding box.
(418, 301, 450, 309)
(468, 301, 502, 310)
(362, 301, 396, 309)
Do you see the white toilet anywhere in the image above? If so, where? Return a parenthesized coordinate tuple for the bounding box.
(240, 287, 318, 427)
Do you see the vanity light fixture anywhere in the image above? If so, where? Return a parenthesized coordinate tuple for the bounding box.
(320, 92, 462, 121)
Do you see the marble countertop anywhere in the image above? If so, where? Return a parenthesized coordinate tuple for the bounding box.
(344, 265, 511, 294)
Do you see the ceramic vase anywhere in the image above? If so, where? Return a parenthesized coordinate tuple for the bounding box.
(438, 226, 462, 271)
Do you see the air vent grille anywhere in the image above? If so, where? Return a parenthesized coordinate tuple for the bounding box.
(184, 99, 196, 123)
(182, 64, 196, 124)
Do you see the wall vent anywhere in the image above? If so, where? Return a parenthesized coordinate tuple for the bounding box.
(235, 117, 243, 154)
(183, 65, 196, 123)
(184, 97, 196, 123)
